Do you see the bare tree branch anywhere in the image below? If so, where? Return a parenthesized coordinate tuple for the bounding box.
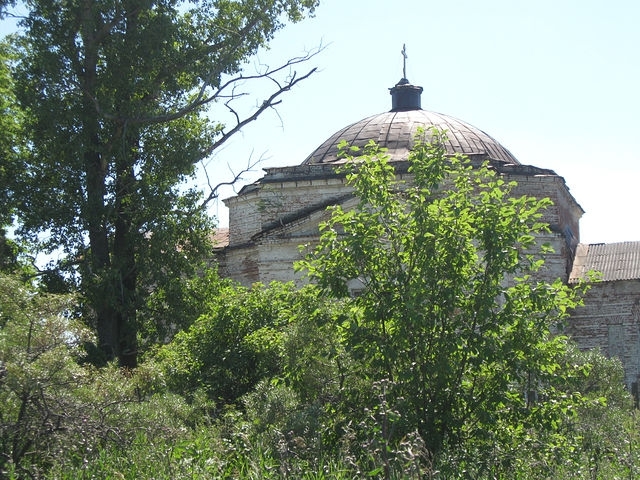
(189, 47, 324, 214)
(199, 151, 265, 211)
(202, 65, 317, 157)
(88, 46, 323, 127)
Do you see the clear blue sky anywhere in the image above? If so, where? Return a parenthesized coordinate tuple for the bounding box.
(3, 0, 639, 244)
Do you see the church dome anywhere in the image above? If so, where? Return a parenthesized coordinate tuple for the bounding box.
(302, 79, 519, 166)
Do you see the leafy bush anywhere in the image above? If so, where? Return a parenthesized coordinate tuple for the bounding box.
(0, 273, 90, 476)
(0, 272, 219, 477)
(155, 281, 311, 404)
(557, 345, 639, 478)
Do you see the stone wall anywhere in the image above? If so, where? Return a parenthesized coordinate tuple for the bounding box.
(219, 163, 581, 288)
(567, 279, 640, 386)
(224, 165, 350, 247)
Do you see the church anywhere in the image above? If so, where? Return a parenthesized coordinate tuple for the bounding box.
(214, 72, 640, 390)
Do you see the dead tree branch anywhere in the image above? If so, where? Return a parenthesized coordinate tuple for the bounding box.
(199, 152, 265, 211)
(90, 47, 322, 127)
(203, 65, 317, 156)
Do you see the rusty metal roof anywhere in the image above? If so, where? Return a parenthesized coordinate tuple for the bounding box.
(301, 109, 520, 166)
(211, 228, 229, 249)
(569, 241, 640, 283)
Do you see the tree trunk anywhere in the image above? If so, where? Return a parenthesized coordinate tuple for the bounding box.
(80, 0, 120, 363)
(112, 131, 139, 368)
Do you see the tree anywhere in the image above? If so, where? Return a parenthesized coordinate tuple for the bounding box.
(3, 0, 319, 366)
(0, 40, 23, 227)
(0, 271, 222, 478)
(0, 40, 26, 273)
(298, 131, 586, 459)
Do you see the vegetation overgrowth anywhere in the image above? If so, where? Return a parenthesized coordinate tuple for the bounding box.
(1, 270, 639, 479)
(2, 133, 640, 479)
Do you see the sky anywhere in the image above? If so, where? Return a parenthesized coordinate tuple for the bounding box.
(3, 0, 639, 244)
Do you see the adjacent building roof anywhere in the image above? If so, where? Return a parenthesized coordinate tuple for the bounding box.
(569, 242, 640, 283)
(211, 227, 230, 249)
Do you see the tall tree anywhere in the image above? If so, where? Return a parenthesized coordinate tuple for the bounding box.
(299, 131, 585, 458)
(3, 0, 318, 367)
(0, 40, 26, 273)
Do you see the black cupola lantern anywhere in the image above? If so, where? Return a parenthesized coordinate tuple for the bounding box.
(389, 79, 423, 111)
(389, 44, 423, 111)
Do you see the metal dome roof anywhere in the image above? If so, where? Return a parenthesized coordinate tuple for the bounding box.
(302, 78, 519, 166)
(302, 109, 520, 165)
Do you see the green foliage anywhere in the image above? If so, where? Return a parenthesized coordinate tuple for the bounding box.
(2, 270, 637, 479)
(153, 277, 362, 421)
(281, 290, 352, 405)
(0, 40, 24, 227)
(155, 281, 301, 404)
(557, 346, 638, 479)
(298, 130, 586, 458)
(140, 266, 228, 348)
(0, 229, 22, 274)
(0, 271, 220, 477)
(432, 345, 639, 478)
(0, 272, 88, 476)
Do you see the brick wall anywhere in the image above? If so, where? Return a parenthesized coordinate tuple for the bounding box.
(567, 279, 640, 386)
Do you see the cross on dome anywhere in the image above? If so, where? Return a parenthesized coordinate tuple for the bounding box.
(401, 43, 408, 80)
